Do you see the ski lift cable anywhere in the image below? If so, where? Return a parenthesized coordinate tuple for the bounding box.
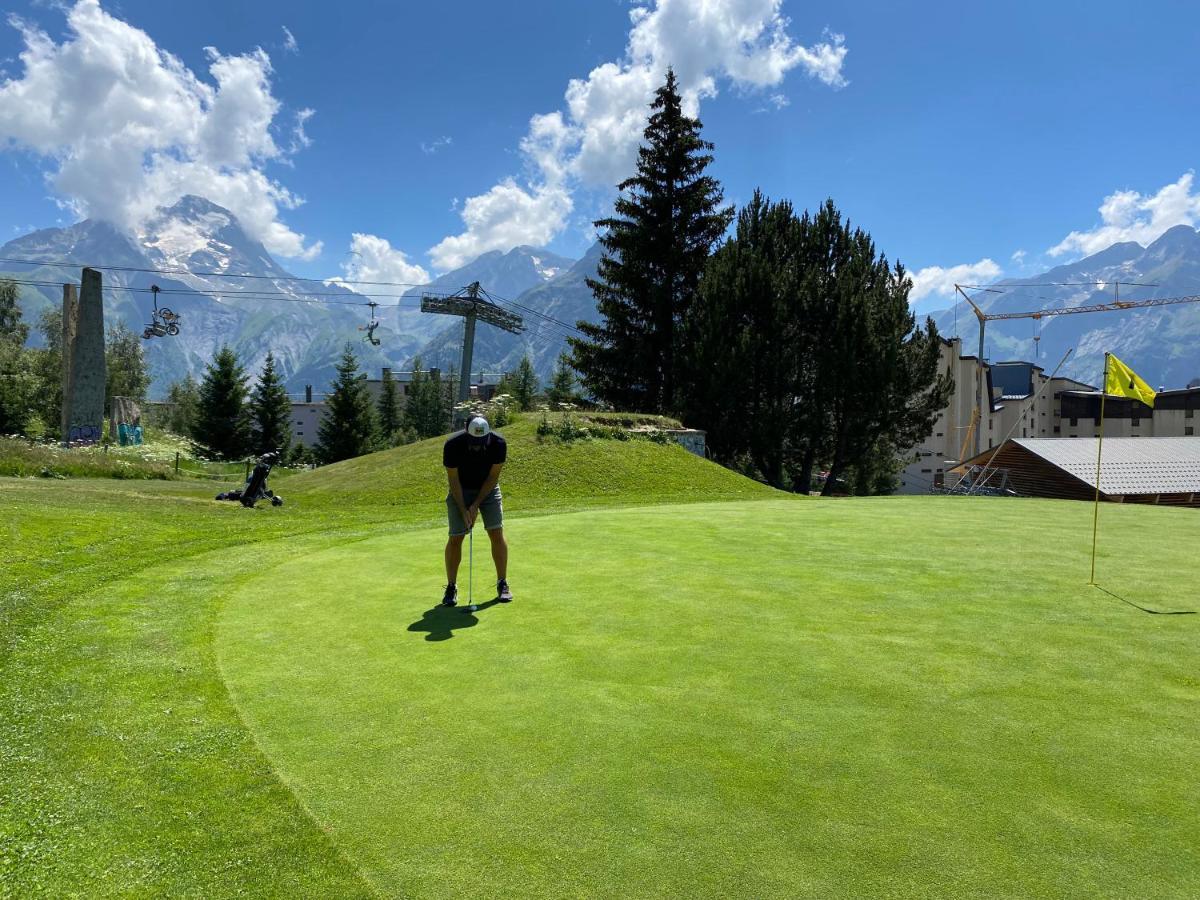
(0, 255, 433, 289)
(481, 288, 587, 337)
(3, 276, 457, 308)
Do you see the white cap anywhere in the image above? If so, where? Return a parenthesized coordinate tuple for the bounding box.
(468, 416, 490, 439)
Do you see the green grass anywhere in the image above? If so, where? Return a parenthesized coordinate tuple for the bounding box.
(2, 419, 1198, 897)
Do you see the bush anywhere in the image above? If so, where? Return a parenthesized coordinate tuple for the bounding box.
(536, 411, 677, 446)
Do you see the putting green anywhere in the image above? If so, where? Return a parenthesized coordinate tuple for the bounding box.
(217, 498, 1198, 898)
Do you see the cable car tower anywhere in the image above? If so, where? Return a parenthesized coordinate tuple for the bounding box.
(420, 281, 524, 404)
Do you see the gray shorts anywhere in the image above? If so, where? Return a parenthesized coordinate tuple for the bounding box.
(447, 486, 503, 536)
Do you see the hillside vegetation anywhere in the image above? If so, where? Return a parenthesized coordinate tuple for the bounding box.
(287, 414, 774, 511)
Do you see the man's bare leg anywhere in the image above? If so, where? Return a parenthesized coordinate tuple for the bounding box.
(445, 534, 465, 584)
(487, 527, 508, 581)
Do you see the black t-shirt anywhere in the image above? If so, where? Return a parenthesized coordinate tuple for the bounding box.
(443, 430, 507, 490)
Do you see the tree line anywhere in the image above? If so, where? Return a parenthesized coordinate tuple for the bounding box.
(567, 70, 952, 495)
(169, 344, 455, 464)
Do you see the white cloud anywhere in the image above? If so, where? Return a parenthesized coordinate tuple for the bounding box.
(0, 0, 320, 260)
(329, 233, 430, 289)
(431, 179, 572, 270)
(1049, 172, 1200, 258)
(1011, 249, 1026, 263)
(281, 26, 298, 54)
(420, 135, 452, 155)
(909, 258, 1002, 304)
(431, 0, 847, 270)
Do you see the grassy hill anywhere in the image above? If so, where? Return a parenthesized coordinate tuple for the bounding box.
(286, 414, 773, 511)
(2, 422, 1198, 897)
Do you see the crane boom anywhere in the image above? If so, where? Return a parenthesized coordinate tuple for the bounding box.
(980, 293, 1200, 321)
(951, 282, 1200, 457)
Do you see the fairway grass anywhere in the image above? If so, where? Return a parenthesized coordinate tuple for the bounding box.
(218, 498, 1200, 898)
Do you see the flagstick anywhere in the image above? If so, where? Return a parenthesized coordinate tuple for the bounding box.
(1089, 353, 1109, 585)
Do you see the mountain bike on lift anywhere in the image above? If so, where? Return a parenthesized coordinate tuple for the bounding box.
(142, 284, 182, 339)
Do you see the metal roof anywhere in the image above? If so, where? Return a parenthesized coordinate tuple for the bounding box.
(1015, 437, 1200, 495)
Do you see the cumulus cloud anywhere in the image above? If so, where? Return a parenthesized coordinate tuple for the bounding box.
(1049, 172, 1200, 258)
(909, 258, 1002, 304)
(430, 0, 847, 270)
(328, 233, 430, 290)
(0, 0, 320, 260)
(1011, 249, 1026, 263)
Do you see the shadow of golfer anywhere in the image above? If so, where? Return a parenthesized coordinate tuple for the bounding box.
(406, 599, 502, 642)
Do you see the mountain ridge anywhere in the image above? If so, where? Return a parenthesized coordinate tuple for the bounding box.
(931, 226, 1200, 388)
(2, 197, 578, 394)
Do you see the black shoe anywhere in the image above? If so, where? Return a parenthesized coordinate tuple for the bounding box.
(441, 584, 458, 607)
(497, 579, 513, 603)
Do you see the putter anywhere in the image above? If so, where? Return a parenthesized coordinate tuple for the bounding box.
(461, 525, 477, 613)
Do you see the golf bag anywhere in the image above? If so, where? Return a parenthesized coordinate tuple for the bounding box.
(216, 452, 285, 508)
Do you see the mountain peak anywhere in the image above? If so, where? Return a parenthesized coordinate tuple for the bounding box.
(165, 195, 234, 218)
(1147, 223, 1200, 252)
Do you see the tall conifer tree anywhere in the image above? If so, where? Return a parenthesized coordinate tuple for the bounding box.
(377, 367, 402, 442)
(569, 69, 733, 414)
(316, 344, 377, 463)
(512, 354, 539, 411)
(249, 351, 292, 457)
(194, 346, 252, 460)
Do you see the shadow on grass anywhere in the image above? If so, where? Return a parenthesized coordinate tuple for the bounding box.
(1093, 584, 1197, 616)
(407, 599, 502, 641)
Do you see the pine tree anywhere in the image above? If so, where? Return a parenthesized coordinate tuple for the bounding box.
(105, 322, 150, 408)
(316, 344, 378, 463)
(569, 69, 733, 414)
(0, 279, 35, 434)
(194, 346, 253, 460)
(33, 308, 64, 437)
(685, 194, 953, 495)
(425, 367, 447, 435)
(249, 352, 292, 457)
(377, 367, 402, 442)
(546, 353, 577, 407)
(807, 211, 952, 496)
(403, 358, 448, 439)
(683, 191, 804, 488)
(166, 374, 201, 437)
(0, 278, 27, 345)
(512, 354, 539, 410)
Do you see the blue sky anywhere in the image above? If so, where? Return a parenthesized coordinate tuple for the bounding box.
(2, 0, 1199, 311)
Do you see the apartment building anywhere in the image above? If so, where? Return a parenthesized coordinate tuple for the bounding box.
(899, 339, 1093, 494)
(900, 338, 1200, 494)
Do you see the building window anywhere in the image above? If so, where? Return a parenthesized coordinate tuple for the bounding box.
(297, 431, 303, 436)
(935, 432, 943, 438)
(921, 468, 932, 474)
(1132, 418, 1140, 427)
(1070, 417, 1078, 427)
(1187, 408, 1194, 419)
(1053, 426, 1060, 434)
(1187, 426, 1195, 436)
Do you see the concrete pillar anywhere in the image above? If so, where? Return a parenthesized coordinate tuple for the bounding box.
(62, 268, 106, 444)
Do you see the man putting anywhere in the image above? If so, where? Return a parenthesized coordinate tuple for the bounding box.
(442, 415, 512, 607)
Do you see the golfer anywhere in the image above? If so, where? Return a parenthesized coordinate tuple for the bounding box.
(441, 416, 512, 606)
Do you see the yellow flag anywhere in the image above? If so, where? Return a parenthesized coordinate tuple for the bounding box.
(1105, 353, 1156, 408)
